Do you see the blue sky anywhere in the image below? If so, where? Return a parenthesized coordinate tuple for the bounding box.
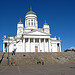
(0, 0, 75, 52)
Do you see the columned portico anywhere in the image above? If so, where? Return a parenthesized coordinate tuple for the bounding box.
(23, 38, 52, 52)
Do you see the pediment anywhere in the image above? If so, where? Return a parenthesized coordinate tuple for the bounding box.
(24, 30, 51, 36)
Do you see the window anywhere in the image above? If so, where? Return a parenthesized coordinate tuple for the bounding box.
(28, 20, 30, 26)
(31, 19, 33, 26)
(29, 22, 30, 26)
(31, 22, 33, 26)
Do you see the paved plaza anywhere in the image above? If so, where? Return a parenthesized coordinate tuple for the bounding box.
(0, 64, 75, 75)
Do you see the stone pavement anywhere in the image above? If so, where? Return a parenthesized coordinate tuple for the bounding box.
(0, 64, 75, 75)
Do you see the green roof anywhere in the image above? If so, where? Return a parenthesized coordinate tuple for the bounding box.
(26, 10, 36, 15)
(18, 19, 23, 24)
(26, 8, 36, 15)
(43, 20, 48, 25)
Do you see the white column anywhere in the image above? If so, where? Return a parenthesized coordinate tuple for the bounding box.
(59, 43, 61, 52)
(48, 39, 51, 52)
(44, 39, 45, 52)
(39, 38, 41, 52)
(29, 38, 30, 52)
(33, 38, 35, 52)
(24, 40, 26, 52)
(3, 43, 5, 52)
(23, 39, 25, 52)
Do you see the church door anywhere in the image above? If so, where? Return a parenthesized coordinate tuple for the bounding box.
(35, 46, 38, 52)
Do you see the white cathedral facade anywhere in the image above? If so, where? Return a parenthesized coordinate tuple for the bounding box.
(3, 8, 61, 52)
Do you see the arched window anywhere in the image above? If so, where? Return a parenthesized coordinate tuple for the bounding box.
(28, 20, 30, 26)
(31, 19, 33, 26)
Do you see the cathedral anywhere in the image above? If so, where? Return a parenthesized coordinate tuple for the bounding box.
(3, 8, 61, 52)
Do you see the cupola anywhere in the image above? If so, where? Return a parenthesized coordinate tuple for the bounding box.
(26, 8, 36, 16)
(43, 20, 50, 34)
(25, 8, 38, 29)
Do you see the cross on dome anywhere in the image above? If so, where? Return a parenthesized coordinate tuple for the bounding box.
(30, 7, 32, 11)
(18, 18, 23, 24)
(20, 18, 21, 22)
(45, 20, 46, 23)
(43, 20, 48, 25)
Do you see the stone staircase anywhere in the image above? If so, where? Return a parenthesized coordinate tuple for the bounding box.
(0, 52, 75, 66)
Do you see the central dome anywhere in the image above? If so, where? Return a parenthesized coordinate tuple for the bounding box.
(26, 8, 36, 15)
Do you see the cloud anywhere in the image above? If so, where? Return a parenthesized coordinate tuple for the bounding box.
(69, 47, 75, 50)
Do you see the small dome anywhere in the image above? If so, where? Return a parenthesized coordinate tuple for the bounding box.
(26, 8, 36, 15)
(43, 20, 48, 25)
(18, 19, 23, 24)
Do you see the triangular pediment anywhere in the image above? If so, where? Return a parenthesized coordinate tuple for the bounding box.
(24, 30, 51, 36)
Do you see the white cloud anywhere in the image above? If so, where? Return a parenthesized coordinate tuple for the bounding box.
(69, 47, 75, 50)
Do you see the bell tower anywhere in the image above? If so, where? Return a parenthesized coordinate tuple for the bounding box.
(43, 20, 50, 34)
(17, 19, 23, 37)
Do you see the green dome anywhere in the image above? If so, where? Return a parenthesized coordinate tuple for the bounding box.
(26, 10, 36, 15)
(18, 19, 23, 24)
(43, 23, 48, 25)
(43, 20, 48, 25)
(26, 8, 36, 15)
